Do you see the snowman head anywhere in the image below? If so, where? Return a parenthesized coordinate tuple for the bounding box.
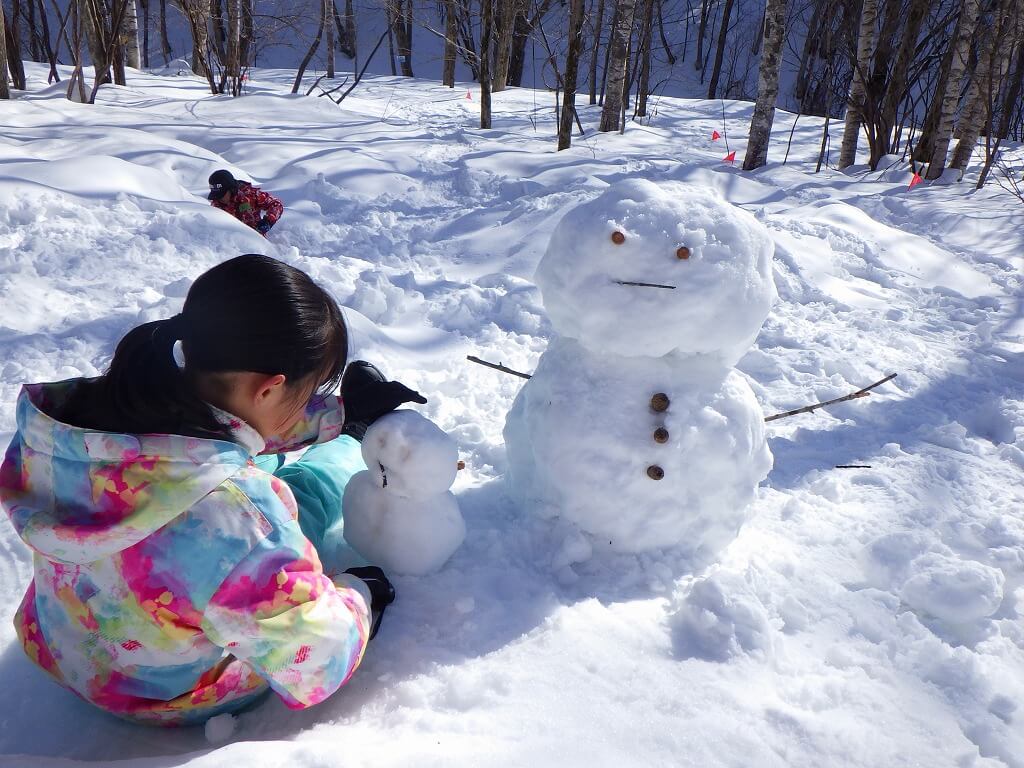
(534, 180, 776, 364)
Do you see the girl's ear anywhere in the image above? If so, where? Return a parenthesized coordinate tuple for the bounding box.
(254, 374, 287, 404)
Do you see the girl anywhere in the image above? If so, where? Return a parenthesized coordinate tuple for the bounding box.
(0, 254, 423, 725)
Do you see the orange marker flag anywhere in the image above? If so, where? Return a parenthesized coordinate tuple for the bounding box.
(908, 172, 923, 190)
(723, 151, 736, 164)
(466, 90, 473, 100)
(712, 130, 721, 141)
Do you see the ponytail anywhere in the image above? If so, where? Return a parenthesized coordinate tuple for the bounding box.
(57, 317, 228, 439)
(55, 254, 347, 440)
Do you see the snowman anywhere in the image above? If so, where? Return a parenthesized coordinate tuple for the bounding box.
(503, 179, 775, 565)
(343, 410, 466, 576)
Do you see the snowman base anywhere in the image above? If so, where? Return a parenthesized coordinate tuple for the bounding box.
(343, 471, 465, 576)
(504, 337, 772, 560)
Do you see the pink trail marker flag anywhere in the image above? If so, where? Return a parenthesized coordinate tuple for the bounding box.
(712, 130, 721, 141)
(466, 91, 472, 100)
(723, 151, 736, 164)
(909, 172, 923, 190)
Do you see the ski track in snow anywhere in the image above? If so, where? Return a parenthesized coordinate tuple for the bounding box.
(1, 64, 1023, 767)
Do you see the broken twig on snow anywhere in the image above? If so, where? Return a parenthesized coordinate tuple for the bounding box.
(764, 373, 898, 423)
(466, 356, 532, 379)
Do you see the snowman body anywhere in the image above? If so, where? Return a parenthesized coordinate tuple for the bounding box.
(504, 180, 776, 560)
(343, 410, 465, 575)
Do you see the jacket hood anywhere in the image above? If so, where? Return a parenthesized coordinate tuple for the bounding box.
(1, 381, 255, 564)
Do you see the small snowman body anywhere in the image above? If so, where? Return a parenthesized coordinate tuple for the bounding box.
(343, 410, 465, 575)
(504, 179, 776, 564)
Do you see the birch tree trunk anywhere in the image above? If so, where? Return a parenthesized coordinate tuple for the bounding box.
(226, 0, 240, 83)
(950, 0, 1019, 171)
(599, 0, 637, 131)
(291, 0, 327, 92)
(794, 0, 826, 106)
(189, 0, 211, 79)
(82, 0, 111, 85)
(442, 0, 456, 86)
(240, 0, 253, 70)
(211, 0, 227, 63)
(925, 0, 982, 179)
(480, 0, 493, 128)
(390, 0, 413, 76)
(492, 0, 515, 91)
(68, 0, 90, 100)
(140, 0, 150, 67)
(25, 0, 41, 60)
(743, 0, 789, 170)
(326, 0, 335, 77)
(332, 0, 356, 59)
(0, 1, 10, 99)
(635, 0, 654, 117)
(34, 0, 60, 82)
(876, 0, 929, 156)
(589, 0, 606, 103)
(558, 0, 585, 149)
(159, 0, 171, 63)
(706, 0, 736, 98)
(978, 35, 1024, 187)
(122, 0, 140, 68)
(695, 0, 710, 69)
(838, 0, 880, 168)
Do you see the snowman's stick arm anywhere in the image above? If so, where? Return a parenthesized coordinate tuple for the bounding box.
(764, 373, 898, 423)
(466, 355, 533, 380)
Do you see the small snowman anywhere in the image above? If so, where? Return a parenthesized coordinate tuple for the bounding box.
(343, 410, 466, 575)
(504, 179, 775, 566)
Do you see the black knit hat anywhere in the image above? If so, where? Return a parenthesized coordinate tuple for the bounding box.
(208, 169, 238, 200)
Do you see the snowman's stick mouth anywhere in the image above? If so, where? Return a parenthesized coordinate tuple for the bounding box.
(615, 280, 677, 289)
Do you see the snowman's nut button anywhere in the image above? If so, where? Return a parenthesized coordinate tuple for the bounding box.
(676, 246, 690, 260)
(653, 427, 669, 443)
(611, 231, 626, 245)
(650, 393, 670, 412)
(647, 465, 665, 480)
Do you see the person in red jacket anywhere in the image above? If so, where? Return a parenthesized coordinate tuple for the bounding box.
(208, 169, 284, 236)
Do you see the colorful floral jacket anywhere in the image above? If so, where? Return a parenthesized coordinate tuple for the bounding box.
(0, 381, 370, 725)
(211, 182, 284, 233)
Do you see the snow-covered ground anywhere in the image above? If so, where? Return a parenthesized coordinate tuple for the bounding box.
(2, 63, 1023, 767)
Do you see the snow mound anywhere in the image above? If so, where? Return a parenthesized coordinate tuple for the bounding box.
(504, 339, 772, 556)
(534, 179, 776, 364)
(899, 553, 1005, 624)
(668, 569, 774, 661)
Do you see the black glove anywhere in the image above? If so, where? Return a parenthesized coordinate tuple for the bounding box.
(344, 565, 396, 640)
(256, 219, 273, 235)
(341, 360, 427, 441)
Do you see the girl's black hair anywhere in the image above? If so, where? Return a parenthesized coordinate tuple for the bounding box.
(56, 254, 348, 441)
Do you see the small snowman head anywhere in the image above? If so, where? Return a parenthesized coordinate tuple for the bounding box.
(360, 410, 458, 497)
(534, 179, 776, 364)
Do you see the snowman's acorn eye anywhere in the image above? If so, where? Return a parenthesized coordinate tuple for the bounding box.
(676, 246, 690, 260)
(611, 231, 626, 245)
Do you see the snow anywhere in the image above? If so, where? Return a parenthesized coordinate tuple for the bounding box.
(0, 62, 1023, 767)
(343, 410, 465, 575)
